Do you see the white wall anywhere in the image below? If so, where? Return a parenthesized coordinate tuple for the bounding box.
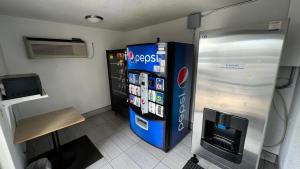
(125, 0, 290, 44)
(281, 0, 300, 66)
(0, 123, 16, 169)
(125, 17, 194, 45)
(0, 15, 126, 169)
(0, 106, 24, 169)
(0, 15, 126, 119)
(0, 45, 8, 75)
(279, 71, 300, 169)
(0, 0, 298, 168)
(279, 0, 300, 168)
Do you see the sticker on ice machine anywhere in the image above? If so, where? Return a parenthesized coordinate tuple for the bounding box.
(268, 21, 282, 30)
(220, 64, 245, 70)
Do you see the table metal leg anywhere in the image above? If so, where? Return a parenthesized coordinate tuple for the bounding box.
(51, 131, 61, 153)
(50, 131, 76, 168)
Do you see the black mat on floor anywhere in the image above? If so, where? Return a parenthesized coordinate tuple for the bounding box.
(29, 135, 102, 169)
(183, 156, 204, 169)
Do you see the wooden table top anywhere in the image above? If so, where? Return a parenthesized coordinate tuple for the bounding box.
(14, 107, 85, 144)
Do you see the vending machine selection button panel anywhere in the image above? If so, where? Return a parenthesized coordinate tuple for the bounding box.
(140, 73, 149, 114)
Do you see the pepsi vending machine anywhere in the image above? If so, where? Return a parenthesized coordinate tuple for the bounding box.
(127, 42, 194, 151)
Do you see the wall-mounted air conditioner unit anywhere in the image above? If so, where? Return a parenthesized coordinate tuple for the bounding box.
(24, 37, 88, 59)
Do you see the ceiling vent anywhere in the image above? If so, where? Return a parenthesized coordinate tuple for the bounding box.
(24, 37, 88, 59)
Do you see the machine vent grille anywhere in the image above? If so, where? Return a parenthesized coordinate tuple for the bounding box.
(24, 37, 88, 59)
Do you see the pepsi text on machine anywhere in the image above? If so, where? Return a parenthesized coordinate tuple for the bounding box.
(129, 51, 160, 64)
(177, 67, 189, 132)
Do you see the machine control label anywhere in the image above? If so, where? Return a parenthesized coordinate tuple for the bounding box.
(140, 73, 149, 114)
(220, 63, 245, 70)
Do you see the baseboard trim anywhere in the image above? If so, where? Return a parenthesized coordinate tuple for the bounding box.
(83, 105, 112, 118)
(261, 149, 278, 163)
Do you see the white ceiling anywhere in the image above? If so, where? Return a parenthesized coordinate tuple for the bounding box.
(0, 0, 248, 31)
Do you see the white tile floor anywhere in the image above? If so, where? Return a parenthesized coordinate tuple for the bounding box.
(27, 111, 275, 169)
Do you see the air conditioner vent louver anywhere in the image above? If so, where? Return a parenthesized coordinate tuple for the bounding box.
(24, 37, 88, 59)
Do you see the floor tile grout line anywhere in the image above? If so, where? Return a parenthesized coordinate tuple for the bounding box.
(152, 160, 163, 169)
(68, 113, 191, 169)
(161, 160, 172, 169)
(124, 149, 144, 169)
(136, 138, 170, 161)
(106, 162, 115, 169)
(103, 138, 140, 163)
(125, 140, 169, 169)
(96, 138, 123, 162)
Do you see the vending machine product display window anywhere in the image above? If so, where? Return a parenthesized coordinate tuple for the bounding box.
(106, 49, 128, 116)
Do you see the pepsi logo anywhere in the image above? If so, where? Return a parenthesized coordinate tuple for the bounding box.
(141, 98, 145, 104)
(129, 51, 134, 61)
(177, 67, 189, 88)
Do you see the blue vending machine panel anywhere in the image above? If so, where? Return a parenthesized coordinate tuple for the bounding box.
(127, 43, 168, 150)
(169, 43, 194, 148)
(130, 108, 165, 149)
